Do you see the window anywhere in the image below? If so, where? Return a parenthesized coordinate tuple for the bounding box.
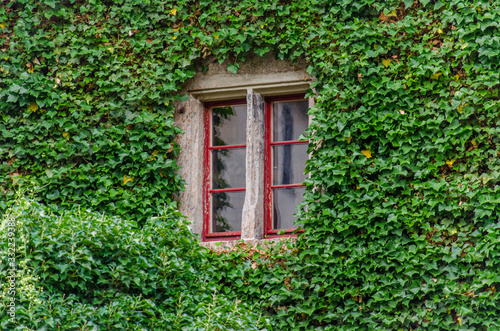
(204, 100, 247, 241)
(265, 96, 309, 237)
(203, 94, 309, 241)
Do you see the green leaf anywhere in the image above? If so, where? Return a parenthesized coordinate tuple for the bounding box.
(227, 64, 239, 74)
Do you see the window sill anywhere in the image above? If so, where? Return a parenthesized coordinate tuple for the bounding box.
(199, 235, 298, 252)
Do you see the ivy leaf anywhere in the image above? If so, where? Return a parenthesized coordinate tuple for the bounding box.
(337, 120, 346, 132)
(404, 0, 413, 9)
(227, 64, 239, 74)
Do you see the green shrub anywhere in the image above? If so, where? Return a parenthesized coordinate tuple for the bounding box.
(2, 0, 500, 329)
(0, 197, 269, 330)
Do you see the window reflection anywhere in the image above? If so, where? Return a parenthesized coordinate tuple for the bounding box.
(271, 99, 309, 230)
(209, 103, 246, 234)
(212, 191, 244, 232)
(212, 105, 246, 146)
(273, 187, 306, 229)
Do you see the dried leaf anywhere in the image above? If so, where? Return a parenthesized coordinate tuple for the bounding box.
(361, 150, 372, 158)
(27, 102, 39, 112)
(345, 136, 352, 144)
(171, 8, 177, 15)
(446, 159, 454, 165)
(62, 132, 70, 140)
(123, 175, 134, 185)
(382, 58, 391, 68)
(388, 10, 397, 17)
(431, 72, 442, 80)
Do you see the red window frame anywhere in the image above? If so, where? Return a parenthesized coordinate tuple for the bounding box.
(264, 94, 308, 238)
(203, 94, 308, 242)
(203, 99, 246, 242)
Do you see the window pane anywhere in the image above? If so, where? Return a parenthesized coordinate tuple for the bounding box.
(212, 191, 244, 232)
(212, 104, 247, 146)
(273, 143, 308, 185)
(273, 187, 306, 229)
(273, 100, 308, 142)
(212, 148, 246, 189)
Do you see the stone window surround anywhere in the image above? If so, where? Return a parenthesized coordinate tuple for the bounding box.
(175, 61, 312, 249)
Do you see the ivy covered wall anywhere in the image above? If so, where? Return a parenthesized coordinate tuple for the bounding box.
(1, 0, 500, 329)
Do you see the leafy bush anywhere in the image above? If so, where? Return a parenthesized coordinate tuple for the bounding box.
(2, 0, 500, 329)
(0, 197, 269, 330)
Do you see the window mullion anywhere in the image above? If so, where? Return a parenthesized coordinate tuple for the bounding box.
(241, 91, 265, 240)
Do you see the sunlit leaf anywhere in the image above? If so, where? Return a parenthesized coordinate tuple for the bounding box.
(123, 175, 134, 185)
(431, 72, 442, 80)
(361, 150, 372, 158)
(27, 102, 39, 112)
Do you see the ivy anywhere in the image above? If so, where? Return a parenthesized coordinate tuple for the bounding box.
(2, 0, 500, 329)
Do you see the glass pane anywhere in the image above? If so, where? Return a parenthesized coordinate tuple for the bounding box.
(273, 100, 309, 142)
(273, 143, 308, 185)
(212, 104, 247, 146)
(212, 191, 244, 232)
(212, 148, 246, 189)
(273, 187, 306, 229)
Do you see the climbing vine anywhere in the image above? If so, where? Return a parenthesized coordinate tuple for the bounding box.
(1, 0, 500, 329)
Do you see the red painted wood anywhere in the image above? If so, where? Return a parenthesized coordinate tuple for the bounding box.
(204, 235, 241, 242)
(264, 98, 273, 237)
(204, 95, 308, 241)
(270, 183, 305, 189)
(270, 140, 308, 146)
(204, 102, 245, 241)
(264, 94, 306, 237)
(206, 231, 241, 237)
(209, 187, 246, 193)
(203, 105, 211, 242)
(208, 144, 247, 150)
